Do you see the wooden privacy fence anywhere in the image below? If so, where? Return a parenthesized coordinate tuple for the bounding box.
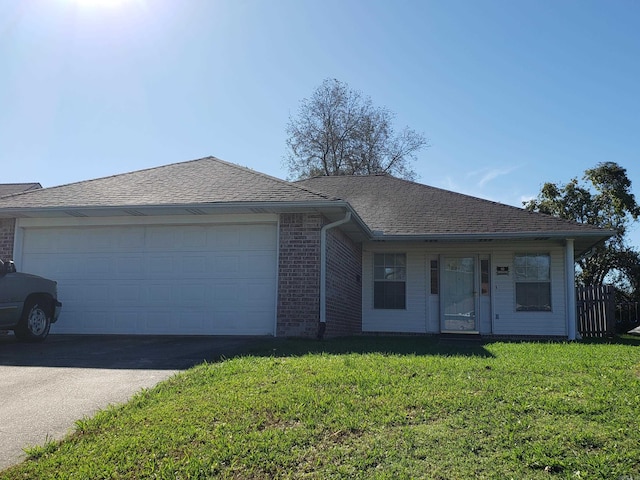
(617, 301, 640, 329)
(576, 285, 615, 338)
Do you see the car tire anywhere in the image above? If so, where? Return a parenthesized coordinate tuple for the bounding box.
(14, 299, 51, 342)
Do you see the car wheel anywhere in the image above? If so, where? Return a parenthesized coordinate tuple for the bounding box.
(14, 300, 51, 342)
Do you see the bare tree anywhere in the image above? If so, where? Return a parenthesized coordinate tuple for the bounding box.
(285, 79, 428, 180)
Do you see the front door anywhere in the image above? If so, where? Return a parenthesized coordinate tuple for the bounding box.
(441, 256, 478, 333)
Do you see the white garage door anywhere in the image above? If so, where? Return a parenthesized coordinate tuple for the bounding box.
(20, 223, 277, 335)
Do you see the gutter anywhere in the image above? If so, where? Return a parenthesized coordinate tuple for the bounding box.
(0, 200, 373, 237)
(369, 231, 612, 242)
(318, 211, 352, 339)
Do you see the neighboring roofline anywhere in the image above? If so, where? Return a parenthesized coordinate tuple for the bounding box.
(0, 183, 43, 198)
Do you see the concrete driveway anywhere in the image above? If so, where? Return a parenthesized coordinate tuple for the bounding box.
(0, 334, 264, 471)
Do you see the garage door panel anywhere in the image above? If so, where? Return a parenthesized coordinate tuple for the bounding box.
(113, 312, 138, 332)
(214, 226, 240, 249)
(21, 223, 277, 335)
(114, 283, 142, 305)
(116, 256, 145, 278)
(214, 255, 239, 276)
(177, 283, 207, 306)
(247, 254, 277, 278)
(178, 311, 208, 332)
(84, 257, 113, 276)
(212, 283, 239, 303)
(180, 255, 208, 275)
(116, 228, 145, 249)
(247, 282, 275, 305)
(147, 256, 176, 278)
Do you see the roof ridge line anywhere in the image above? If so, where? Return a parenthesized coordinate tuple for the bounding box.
(297, 175, 611, 233)
(212, 158, 338, 201)
(5, 156, 222, 198)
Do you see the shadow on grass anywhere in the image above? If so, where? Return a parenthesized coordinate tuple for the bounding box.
(230, 333, 640, 363)
(579, 334, 640, 346)
(230, 335, 496, 360)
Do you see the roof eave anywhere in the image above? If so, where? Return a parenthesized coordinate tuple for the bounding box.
(369, 231, 612, 240)
(0, 200, 374, 241)
(368, 230, 614, 257)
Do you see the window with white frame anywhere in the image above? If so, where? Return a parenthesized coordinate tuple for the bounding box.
(514, 253, 551, 311)
(374, 253, 406, 309)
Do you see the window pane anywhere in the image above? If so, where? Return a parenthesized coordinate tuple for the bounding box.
(373, 253, 407, 309)
(536, 255, 550, 281)
(516, 282, 551, 311)
(374, 282, 406, 309)
(515, 254, 550, 281)
(385, 254, 396, 267)
(374, 254, 406, 280)
(430, 260, 439, 295)
(481, 259, 490, 295)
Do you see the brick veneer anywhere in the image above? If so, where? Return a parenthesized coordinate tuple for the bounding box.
(0, 218, 15, 261)
(276, 213, 323, 337)
(324, 226, 362, 337)
(276, 212, 363, 338)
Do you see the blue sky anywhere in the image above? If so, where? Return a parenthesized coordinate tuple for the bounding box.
(1, 0, 639, 245)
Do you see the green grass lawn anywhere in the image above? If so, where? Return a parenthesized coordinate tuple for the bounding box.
(2, 336, 640, 479)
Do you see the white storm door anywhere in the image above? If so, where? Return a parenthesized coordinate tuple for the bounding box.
(441, 256, 478, 333)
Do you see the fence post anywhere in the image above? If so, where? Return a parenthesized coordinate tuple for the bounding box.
(606, 286, 616, 337)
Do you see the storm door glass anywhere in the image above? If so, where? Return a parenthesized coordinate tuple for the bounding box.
(441, 257, 477, 332)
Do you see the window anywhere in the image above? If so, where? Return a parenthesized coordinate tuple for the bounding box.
(514, 254, 551, 311)
(430, 259, 439, 294)
(374, 253, 406, 309)
(480, 258, 490, 295)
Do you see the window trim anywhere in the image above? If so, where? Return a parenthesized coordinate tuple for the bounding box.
(514, 253, 552, 312)
(373, 253, 407, 310)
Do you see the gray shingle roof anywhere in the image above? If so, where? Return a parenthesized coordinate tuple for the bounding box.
(297, 174, 610, 237)
(0, 159, 612, 248)
(0, 183, 42, 198)
(0, 157, 332, 209)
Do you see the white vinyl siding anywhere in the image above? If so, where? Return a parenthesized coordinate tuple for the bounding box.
(15, 215, 278, 336)
(363, 250, 427, 333)
(362, 241, 568, 337)
(492, 244, 566, 336)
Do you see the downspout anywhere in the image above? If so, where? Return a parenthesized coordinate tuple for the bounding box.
(318, 211, 352, 339)
(565, 238, 578, 340)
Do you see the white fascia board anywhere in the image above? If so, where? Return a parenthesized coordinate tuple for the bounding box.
(369, 231, 611, 242)
(12, 200, 374, 237)
(16, 213, 280, 228)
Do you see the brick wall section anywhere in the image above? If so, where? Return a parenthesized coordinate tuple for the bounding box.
(324, 226, 362, 337)
(276, 212, 363, 338)
(277, 213, 323, 337)
(0, 218, 15, 261)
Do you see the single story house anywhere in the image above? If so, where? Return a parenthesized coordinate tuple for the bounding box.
(0, 157, 611, 339)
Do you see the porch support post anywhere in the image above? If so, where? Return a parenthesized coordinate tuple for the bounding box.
(565, 238, 577, 340)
